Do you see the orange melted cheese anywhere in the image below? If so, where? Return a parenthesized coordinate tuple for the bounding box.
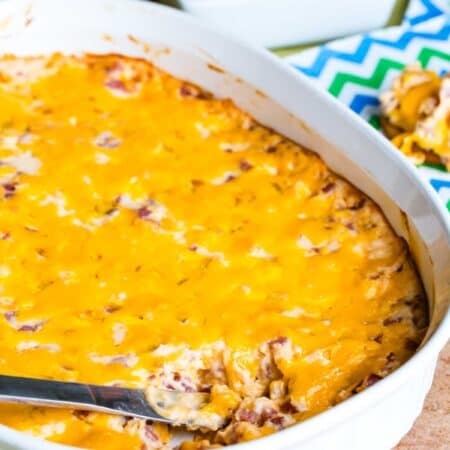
(0, 55, 427, 449)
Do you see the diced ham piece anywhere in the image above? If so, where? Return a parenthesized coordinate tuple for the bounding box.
(4, 311, 46, 332)
(105, 78, 127, 93)
(3, 183, 16, 199)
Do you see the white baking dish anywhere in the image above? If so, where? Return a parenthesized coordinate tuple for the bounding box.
(0, 1, 448, 449)
(172, 0, 397, 47)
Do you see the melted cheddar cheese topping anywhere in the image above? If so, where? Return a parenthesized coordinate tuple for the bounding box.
(0, 55, 427, 449)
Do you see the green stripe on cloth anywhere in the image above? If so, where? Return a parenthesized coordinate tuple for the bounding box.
(328, 58, 405, 96)
(421, 162, 449, 172)
(419, 47, 450, 67)
(368, 115, 381, 129)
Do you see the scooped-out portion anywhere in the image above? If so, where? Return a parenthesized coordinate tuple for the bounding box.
(0, 54, 427, 449)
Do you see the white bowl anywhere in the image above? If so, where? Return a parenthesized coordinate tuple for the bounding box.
(176, 0, 398, 48)
(0, 1, 448, 449)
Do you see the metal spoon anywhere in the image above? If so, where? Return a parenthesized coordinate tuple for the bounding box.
(0, 374, 209, 424)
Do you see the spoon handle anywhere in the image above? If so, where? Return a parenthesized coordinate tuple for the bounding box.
(0, 374, 170, 423)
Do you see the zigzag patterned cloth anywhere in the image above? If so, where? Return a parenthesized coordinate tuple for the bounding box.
(287, 0, 450, 211)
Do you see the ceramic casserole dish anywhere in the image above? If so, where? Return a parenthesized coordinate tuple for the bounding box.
(0, 1, 448, 449)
